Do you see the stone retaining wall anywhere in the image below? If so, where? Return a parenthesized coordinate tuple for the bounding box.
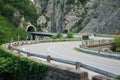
(92, 75, 112, 80)
(44, 64, 89, 80)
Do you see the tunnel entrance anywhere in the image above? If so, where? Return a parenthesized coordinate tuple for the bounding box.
(26, 25, 36, 32)
(62, 30, 68, 33)
(27, 26, 35, 32)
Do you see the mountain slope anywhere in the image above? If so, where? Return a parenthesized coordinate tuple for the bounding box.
(80, 0, 120, 34)
(34, 0, 120, 34)
(0, 0, 38, 28)
(0, 0, 40, 44)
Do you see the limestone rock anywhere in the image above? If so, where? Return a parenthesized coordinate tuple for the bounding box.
(13, 11, 25, 29)
(33, 0, 120, 34)
(37, 15, 46, 25)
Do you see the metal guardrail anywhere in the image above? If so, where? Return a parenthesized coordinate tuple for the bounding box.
(80, 47, 120, 59)
(81, 39, 113, 46)
(81, 64, 118, 78)
(94, 34, 115, 38)
(7, 40, 118, 78)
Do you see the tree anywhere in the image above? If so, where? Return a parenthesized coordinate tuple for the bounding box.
(2, 4, 16, 20)
(0, 0, 4, 14)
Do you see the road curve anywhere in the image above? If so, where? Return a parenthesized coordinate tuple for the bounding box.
(17, 41, 120, 75)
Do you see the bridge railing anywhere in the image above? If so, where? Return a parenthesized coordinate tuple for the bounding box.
(79, 47, 120, 59)
(79, 39, 120, 59)
(6, 40, 118, 78)
(81, 39, 113, 46)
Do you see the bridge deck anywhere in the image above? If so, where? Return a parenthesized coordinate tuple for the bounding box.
(30, 32, 57, 36)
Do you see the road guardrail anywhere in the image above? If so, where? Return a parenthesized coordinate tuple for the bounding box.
(5, 40, 118, 78)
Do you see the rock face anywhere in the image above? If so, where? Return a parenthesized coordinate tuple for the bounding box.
(37, 15, 46, 25)
(13, 11, 25, 29)
(34, 0, 86, 32)
(81, 0, 120, 34)
(34, 0, 120, 34)
(92, 75, 112, 80)
(44, 64, 89, 80)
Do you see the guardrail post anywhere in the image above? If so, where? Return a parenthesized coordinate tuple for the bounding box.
(17, 41, 19, 46)
(47, 55, 51, 63)
(8, 43, 11, 50)
(25, 40, 27, 44)
(18, 50, 21, 54)
(9, 44, 13, 51)
(17, 50, 22, 56)
(21, 41, 23, 45)
(98, 49, 101, 54)
(27, 52, 31, 57)
(75, 62, 80, 70)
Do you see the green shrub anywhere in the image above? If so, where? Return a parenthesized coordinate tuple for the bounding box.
(116, 75, 120, 80)
(0, 57, 16, 79)
(67, 32, 73, 38)
(114, 37, 120, 52)
(51, 33, 63, 39)
(56, 33, 63, 38)
(51, 35, 57, 39)
(116, 47, 120, 52)
(2, 4, 16, 19)
(0, 46, 48, 80)
(0, 57, 15, 73)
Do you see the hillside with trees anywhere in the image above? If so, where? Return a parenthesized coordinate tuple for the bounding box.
(0, 0, 39, 44)
(0, 1, 49, 80)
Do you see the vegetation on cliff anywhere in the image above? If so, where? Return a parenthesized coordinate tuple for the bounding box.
(0, 0, 40, 44)
(0, 0, 38, 27)
(0, 15, 27, 45)
(0, 1, 49, 79)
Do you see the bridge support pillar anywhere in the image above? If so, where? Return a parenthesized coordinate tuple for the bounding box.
(31, 34, 36, 40)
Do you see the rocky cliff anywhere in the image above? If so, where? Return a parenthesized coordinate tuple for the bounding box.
(34, 0, 120, 34)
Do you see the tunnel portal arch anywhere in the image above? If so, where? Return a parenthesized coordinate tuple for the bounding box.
(26, 25, 37, 32)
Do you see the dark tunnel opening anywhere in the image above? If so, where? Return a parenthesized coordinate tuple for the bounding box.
(27, 26, 35, 32)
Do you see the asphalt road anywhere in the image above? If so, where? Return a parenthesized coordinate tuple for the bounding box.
(17, 40, 120, 76)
